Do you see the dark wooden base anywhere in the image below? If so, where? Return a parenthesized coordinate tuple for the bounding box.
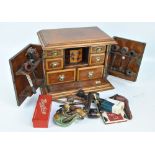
(40, 78, 114, 99)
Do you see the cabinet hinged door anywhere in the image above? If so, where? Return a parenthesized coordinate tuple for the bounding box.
(108, 36, 146, 81)
(9, 44, 44, 106)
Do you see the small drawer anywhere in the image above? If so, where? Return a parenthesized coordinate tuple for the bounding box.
(45, 58, 63, 71)
(91, 46, 106, 54)
(89, 53, 105, 65)
(46, 68, 76, 85)
(44, 49, 63, 58)
(77, 65, 104, 81)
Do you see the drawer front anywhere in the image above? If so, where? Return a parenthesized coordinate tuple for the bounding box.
(46, 69, 76, 85)
(91, 46, 106, 54)
(77, 65, 104, 81)
(45, 58, 63, 71)
(44, 49, 63, 58)
(89, 53, 105, 65)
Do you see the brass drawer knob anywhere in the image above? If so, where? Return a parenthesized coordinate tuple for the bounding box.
(96, 57, 101, 62)
(50, 62, 59, 68)
(58, 74, 65, 81)
(52, 51, 58, 56)
(96, 47, 102, 53)
(88, 71, 94, 79)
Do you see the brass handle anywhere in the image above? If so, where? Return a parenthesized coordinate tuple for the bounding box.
(52, 51, 58, 56)
(96, 47, 102, 53)
(96, 57, 101, 62)
(88, 71, 94, 79)
(58, 74, 65, 81)
(50, 62, 59, 68)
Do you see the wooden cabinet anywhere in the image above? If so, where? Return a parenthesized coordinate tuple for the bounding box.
(9, 27, 146, 106)
(36, 27, 116, 99)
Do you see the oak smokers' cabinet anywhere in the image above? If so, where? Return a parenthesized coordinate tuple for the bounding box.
(9, 27, 146, 106)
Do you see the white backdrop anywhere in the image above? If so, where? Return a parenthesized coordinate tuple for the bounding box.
(0, 22, 155, 131)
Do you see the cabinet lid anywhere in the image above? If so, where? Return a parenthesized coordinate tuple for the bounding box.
(108, 36, 146, 81)
(9, 44, 44, 106)
(37, 27, 116, 49)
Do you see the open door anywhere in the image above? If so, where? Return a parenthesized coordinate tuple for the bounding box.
(108, 37, 146, 81)
(9, 44, 44, 106)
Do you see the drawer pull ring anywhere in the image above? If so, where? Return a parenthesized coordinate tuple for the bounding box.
(96, 57, 101, 62)
(50, 62, 59, 68)
(88, 71, 94, 79)
(58, 74, 65, 81)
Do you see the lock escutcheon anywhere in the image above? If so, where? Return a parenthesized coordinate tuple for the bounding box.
(58, 74, 65, 81)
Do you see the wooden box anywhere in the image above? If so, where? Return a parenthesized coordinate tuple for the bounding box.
(9, 27, 146, 106)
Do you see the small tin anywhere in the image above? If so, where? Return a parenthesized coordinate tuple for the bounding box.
(32, 95, 52, 128)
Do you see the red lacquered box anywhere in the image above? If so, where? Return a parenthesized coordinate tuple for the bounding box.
(32, 95, 52, 128)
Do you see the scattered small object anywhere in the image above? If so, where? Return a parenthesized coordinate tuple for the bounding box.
(110, 94, 133, 120)
(102, 111, 128, 124)
(32, 95, 52, 128)
(87, 108, 100, 118)
(53, 103, 86, 127)
(100, 98, 125, 115)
